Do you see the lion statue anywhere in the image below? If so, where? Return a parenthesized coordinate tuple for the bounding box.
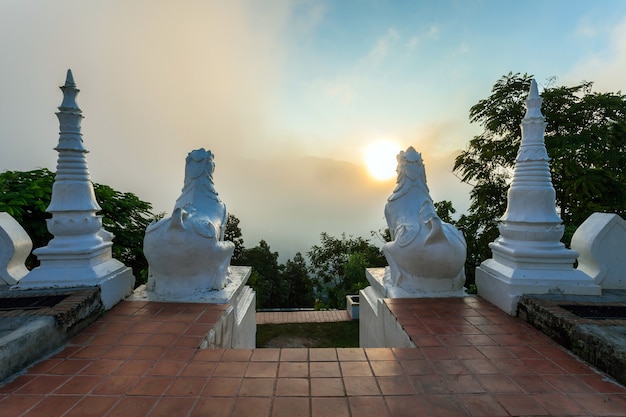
(383, 146, 467, 294)
(144, 149, 235, 298)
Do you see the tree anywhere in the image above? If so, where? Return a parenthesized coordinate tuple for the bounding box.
(242, 240, 287, 309)
(0, 169, 54, 265)
(282, 252, 315, 308)
(434, 200, 457, 224)
(307, 233, 386, 308)
(0, 168, 156, 284)
(94, 183, 155, 283)
(224, 213, 245, 265)
(343, 252, 369, 294)
(454, 72, 626, 286)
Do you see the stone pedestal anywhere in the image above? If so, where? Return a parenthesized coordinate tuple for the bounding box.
(18, 259, 134, 310)
(476, 261, 599, 315)
(359, 268, 418, 348)
(129, 266, 256, 348)
(366, 267, 467, 299)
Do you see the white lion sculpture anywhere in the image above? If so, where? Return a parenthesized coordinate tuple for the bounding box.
(383, 146, 467, 294)
(144, 149, 234, 298)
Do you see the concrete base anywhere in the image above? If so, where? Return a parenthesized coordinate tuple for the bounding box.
(0, 287, 104, 383)
(14, 259, 134, 310)
(0, 316, 61, 383)
(346, 295, 359, 320)
(129, 266, 256, 348)
(360, 268, 473, 347)
(476, 259, 602, 315)
(366, 267, 467, 298)
(359, 286, 415, 348)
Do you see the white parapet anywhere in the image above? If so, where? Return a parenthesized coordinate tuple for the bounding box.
(0, 213, 32, 286)
(129, 266, 256, 348)
(359, 268, 418, 348)
(571, 212, 626, 290)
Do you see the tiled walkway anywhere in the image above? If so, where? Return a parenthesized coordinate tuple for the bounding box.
(257, 310, 351, 324)
(1, 297, 625, 416)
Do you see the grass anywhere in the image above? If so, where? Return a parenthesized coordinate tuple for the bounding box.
(256, 321, 359, 348)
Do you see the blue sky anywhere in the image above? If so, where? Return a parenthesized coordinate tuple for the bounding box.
(1, 1, 626, 259)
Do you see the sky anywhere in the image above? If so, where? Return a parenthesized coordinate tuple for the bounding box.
(2, 0, 626, 261)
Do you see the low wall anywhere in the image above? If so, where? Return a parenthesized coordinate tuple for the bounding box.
(359, 285, 415, 348)
(200, 285, 256, 349)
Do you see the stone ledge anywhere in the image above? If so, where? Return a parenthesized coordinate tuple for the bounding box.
(0, 287, 103, 331)
(518, 291, 626, 386)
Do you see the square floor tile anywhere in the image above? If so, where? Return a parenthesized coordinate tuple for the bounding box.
(276, 378, 310, 396)
(343, 377, 380, 396)
(312, 397, 349, 417)
(310, 362, 341, 378)
(239, 378, 275, 397)
(271, 397, 309, 417)
(231, 397, 271, 417)
(310, 377, 345, 396)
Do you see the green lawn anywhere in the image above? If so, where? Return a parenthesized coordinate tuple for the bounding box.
(256, 321, 359, 348)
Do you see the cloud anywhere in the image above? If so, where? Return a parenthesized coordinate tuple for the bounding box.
(406, 24, 440, 50)
(0, 0, 292, 212)
(366, 27, 401, 65)
(293, 1, 327, 34)
(214, 155, 390, 261)
(213, 151, 469, 262)
(0, 1, 474, 264)
(322, 79, 357, 104)
(565, 16, 626, 92)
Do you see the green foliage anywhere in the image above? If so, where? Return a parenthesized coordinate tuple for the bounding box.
(224, 213, 245, 265)
(308, 232, 386, 309)
(0, 168, 54, 267)
(243, 241, 316, 310)
(0, 168, 156, 284)
(242, 240, 285, 309)
(434, 200, 457, 224)
(93, 183, 154, 283)
(343, 251, 369, 294)
(454, 72, 626, 286)
(282, 252, 315, 308)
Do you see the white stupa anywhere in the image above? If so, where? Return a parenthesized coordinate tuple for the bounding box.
(476, 79, 600, 315)
(15, 70, 135, 309)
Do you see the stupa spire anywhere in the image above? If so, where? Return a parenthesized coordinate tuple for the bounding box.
(499, 78, 561, 226)
(475, 78, 600, 315)
(47, 69, 98, 212)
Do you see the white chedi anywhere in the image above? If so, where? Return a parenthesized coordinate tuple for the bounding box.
(144, 149, 235, 298)
(476, 80, 600, 315)
(383, 147, 467, 294)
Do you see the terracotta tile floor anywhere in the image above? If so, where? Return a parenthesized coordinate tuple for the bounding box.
(1, 297, 625, 416)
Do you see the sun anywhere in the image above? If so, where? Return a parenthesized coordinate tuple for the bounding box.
(364, 141, 401, 181)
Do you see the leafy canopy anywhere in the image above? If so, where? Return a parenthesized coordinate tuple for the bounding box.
(241, 240, 315, 310)
(0, 168, 156, 284)
(308, 232, 386, 309)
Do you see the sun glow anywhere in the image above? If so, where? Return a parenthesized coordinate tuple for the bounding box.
(364, 141, 401, 181)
